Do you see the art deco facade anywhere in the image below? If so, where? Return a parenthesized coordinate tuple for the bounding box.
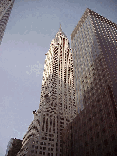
(17, 26, 76, 156)
(0, 0, 15, 45)
(62, 8, 117, 156)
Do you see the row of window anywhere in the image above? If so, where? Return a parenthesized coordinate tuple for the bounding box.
(31, 150, 54, 156)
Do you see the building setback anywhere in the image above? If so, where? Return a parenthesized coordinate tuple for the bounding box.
(62, 8, 117, 156)
(5, 138, 22, 156)
(0, 0, 15, 45)
(17, 25, 76, 156)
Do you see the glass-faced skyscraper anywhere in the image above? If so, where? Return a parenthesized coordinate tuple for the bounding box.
(71, 8, 117, 114)
(0, 0, 15, 45)
(17, 26, 76, 156)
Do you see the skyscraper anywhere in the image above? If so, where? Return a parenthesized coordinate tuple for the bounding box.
(0, 0, 15, 45)
(62, 8, 117, 156)
(71, 8, 117, 114)
(17, 25, 76, 156)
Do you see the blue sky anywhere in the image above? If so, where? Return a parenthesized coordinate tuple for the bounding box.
(0, 0, 117, 155)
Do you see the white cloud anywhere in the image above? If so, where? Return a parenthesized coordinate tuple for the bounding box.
(26, 61, 43, 77)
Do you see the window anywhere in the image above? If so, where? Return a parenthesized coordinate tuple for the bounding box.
(84, 131, 87, 136)
(91, 147, 94, 154)
(85, 141, 88, 146)
(109, 123, 112, 128)
(97, 99, 100, 103)
(104, 139, 108, 146)
(90, 137, 93, 142)
(89, 117, 91, 121)
(92, 104, 95, 108)
(111, 134, 115, 141)
(107, 112, 110, 116)
(99, 108, 102, 112)
(96, 132, 99, 138)
(93, 112, 96, 117)
(102, 128, 106, 133)
(86, 151, 89, 155)
(97, 144, 101, 149)
(51, 144, 54, 147)
(89, 127, 92, 131)
(100, 117, 103, 122)
(43, 147, 46, 150)
(31, 150, 34, 153)
(114, 146, 117, 155)
(40, 142, 43, 145)
(106, 152, 111, 156)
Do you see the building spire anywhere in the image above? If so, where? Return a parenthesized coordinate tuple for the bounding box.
(59, 23, 62, 32)
(55, 23, 67, 38)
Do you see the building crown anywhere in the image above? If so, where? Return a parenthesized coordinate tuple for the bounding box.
(56, 23, 67, 38)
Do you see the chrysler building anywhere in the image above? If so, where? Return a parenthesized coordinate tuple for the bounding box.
(17, 25, 76, 156)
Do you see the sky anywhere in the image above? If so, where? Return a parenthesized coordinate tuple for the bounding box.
(0, 0, 117, 155)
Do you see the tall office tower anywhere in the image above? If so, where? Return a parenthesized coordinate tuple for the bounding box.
(62, 8, 117, 156)
(0, 0, 15, 45)
(17, 25, 76, 156)
(71, 8, 117, 114)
